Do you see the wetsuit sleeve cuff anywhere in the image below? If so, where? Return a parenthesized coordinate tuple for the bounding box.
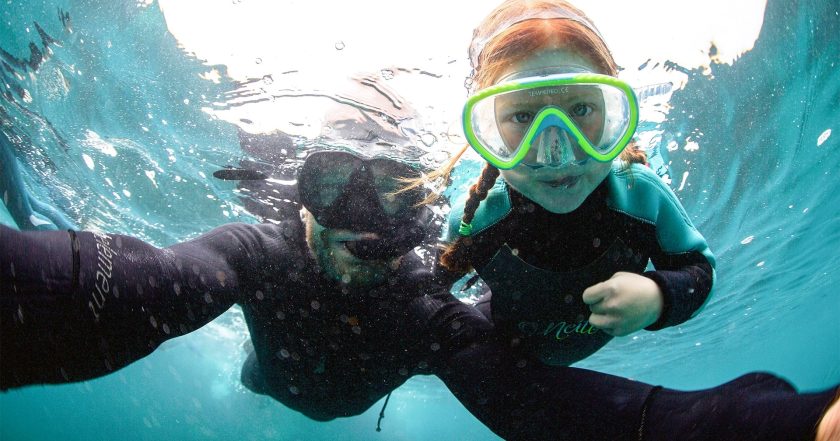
(643, 270, 670, 330)
(642, 268, 709, 330)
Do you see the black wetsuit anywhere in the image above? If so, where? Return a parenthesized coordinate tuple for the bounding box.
(1, 223, 836, 440)
(0, 218, 477, 421)
(445, 166, 716, 365)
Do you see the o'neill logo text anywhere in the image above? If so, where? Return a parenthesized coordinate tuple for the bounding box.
(518, 319, 599, 341)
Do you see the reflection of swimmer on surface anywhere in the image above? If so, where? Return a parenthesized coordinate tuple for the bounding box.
(1, 65, 838, 441)
(217, 72, 427, 224)
(0, 132, 76, 231)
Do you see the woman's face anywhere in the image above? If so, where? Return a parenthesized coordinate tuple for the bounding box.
(305, 212, 396, 288)
(494, 48, 613, 214)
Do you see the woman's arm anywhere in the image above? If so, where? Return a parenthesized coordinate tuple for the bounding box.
(0, 222, 285, 389)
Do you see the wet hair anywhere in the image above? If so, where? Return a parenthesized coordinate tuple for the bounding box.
(438, 0, 647, 273)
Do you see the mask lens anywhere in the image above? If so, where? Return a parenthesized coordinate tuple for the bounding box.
(369, 159, 423, 216)
(299, 152, 361, 212)
(466, 74, 635, 168)
(300, 152, 425, 222)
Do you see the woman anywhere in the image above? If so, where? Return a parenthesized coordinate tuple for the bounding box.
(4, 148, 835, 440)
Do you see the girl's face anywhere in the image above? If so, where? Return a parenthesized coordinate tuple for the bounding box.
(494, 47, 613, 214)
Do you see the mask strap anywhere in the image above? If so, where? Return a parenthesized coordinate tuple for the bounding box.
(469, 9, 606, 70)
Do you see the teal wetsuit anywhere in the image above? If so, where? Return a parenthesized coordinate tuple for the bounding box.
(446, 163, 716, 365)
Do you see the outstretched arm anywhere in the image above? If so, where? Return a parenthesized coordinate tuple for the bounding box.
(418, 290, 837, 441)
(0, 222, 283, 389)
(441, 335, 837, 441)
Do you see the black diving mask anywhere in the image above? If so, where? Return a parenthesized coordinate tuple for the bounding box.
(298, 151, 432, 261)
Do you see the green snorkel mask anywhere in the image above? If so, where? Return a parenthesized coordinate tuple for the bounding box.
(462, 67, 639, 170)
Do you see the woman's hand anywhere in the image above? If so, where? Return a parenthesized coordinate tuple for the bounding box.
(581, 272, 663, 336)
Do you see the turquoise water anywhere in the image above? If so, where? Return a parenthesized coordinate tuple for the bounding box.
(1, 1, 838, 440)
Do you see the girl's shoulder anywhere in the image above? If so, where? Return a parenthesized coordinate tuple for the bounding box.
(605, 162, 690, 225)
(606, 163, 711, 258)
(445, 179, 512, 242)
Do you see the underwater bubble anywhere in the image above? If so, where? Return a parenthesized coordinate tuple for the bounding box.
(334, 41, 345, 50)
(82, 153, 95, 170)
(817, 129, 831, 147)
(684, 141, 700, 152)
(677, 171, 689, 191)
(144, 170, 157, 188)
(420, 132, 437, 147)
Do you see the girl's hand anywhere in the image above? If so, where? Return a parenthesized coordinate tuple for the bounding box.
(581, 272, 663, 336)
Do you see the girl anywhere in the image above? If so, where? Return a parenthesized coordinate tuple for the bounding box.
(424, 0, 839, 439)
(437, 0, 713, 367)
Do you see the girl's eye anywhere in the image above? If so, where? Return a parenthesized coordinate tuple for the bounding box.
(511, 111, 534, 124)
(571, 103, 593, 117)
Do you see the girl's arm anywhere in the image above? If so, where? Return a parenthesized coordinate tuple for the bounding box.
(607, 164, 716, 330)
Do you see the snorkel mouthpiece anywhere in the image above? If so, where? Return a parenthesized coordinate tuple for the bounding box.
(344, 206, 433, 260)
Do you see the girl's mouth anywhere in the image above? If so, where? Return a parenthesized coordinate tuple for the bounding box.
(541, 175, 580, 189)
